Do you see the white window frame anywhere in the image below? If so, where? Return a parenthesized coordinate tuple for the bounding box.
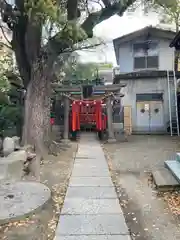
(133, 40, 159, 70)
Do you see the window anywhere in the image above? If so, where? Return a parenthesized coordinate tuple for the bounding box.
(136, 93, 163, 102)
(133, 41, 159, 70)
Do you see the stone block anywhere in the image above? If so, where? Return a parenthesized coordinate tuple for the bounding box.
(152, 168, 179, 189)
(72, 164, 110, 177)
(113, 123, 124, 130)
(0, 150, 27, 181)
(74, 158, 107, 166)
(3, 137, 15, 157)
(12, 136, 20, 150)
(107, 138, 116, 143)
(5, 159, 24, 180)
(66, 186, 117, 199)
(176, 153, 180, 163)
(61, 198, 122, 215)
(71, 167, 109, 177)
(165, 160, 180, 183)
(0, 164, 6, 180)
(5, 150, 27, 163)
(73, 162, 109, 170)
(56, 214, 129, 235)
(69, 177, 113, 187)
(75, 154, 96, 159)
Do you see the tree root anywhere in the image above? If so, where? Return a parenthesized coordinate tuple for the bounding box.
(23, 139, 72, 181)
(23, 144, 41, 181)
(48, 140, 71, 156)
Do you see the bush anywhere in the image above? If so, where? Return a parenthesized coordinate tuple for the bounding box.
(0, 104, 22, 138)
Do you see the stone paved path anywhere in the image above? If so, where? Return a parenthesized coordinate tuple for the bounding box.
(54, 134, 131, 239)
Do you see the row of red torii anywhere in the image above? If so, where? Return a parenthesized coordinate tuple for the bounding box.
(53, 83, 125, 142)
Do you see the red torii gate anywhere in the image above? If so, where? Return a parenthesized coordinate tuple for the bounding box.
(70, 99, 107, 132)
(52, 83, 125, 141)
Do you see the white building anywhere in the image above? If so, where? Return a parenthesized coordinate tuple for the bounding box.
(113, 26, 179, 134)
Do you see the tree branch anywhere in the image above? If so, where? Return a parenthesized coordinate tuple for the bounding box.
(67, 0, 80, 20)
(81, 0, 135, 37)
(47, 0, 135, 56)
(101, 0, 111, 7)
(0, 41, 12, 50)
(0, 24, 12, 47)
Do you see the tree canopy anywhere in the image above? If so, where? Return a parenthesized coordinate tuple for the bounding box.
(130, 0, 180, 31)
(150, 0, 180, 31)
(62, 59, 113, 83)
(0, 0, 135, 87)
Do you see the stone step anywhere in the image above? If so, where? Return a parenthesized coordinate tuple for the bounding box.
(152, 168, 180, 191)
(176, 153, 180, 163)
(164, 160, 180, 183)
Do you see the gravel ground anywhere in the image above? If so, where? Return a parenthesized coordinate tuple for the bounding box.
(103, 135, 180, 240)
(0, 142, 78, 240)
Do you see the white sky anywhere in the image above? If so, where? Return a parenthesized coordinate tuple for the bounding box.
(79, 10, 160, 65)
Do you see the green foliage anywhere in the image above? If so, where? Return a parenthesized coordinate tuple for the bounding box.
(25, 0, 59, 22)
(131, 0, 180, 31)
(63, 62, 97, 82)
(61, 59, 114, 85)
(0, 104, 22, 137)
(98, 62, 113, 69)
(55, 22, 87, 45)
(25, 0, 87, 44)
(0, 49, 23, 137)
(0, 50, 12, 93)
(152, 0, 180, 29)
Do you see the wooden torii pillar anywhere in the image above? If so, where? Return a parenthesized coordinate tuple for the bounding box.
(52, 83, 126, 141)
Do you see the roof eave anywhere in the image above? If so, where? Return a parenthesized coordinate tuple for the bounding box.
(113, 26, 176, 46)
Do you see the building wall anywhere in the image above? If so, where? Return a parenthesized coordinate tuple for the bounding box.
(120, 77, 171, 132)
(117, 37, 174, 72)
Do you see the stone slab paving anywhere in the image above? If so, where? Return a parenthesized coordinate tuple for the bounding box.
(55, 214, 129, 235)
(69, 177, 114, 187)
(71, 168, 110, 177)
(54, 134, 130, 240)
(55, 236, 131, 240)
(61, 198, 122, 215)
(66, 187, 117, 199)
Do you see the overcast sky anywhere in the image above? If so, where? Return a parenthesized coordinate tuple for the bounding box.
(79, 10, 160, 65)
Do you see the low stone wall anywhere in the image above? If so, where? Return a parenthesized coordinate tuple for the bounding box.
(0, 137, 29, 181)
(0, 150, 26, 181)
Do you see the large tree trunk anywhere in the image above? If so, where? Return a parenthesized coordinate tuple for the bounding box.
(22, 63, 52, 158)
